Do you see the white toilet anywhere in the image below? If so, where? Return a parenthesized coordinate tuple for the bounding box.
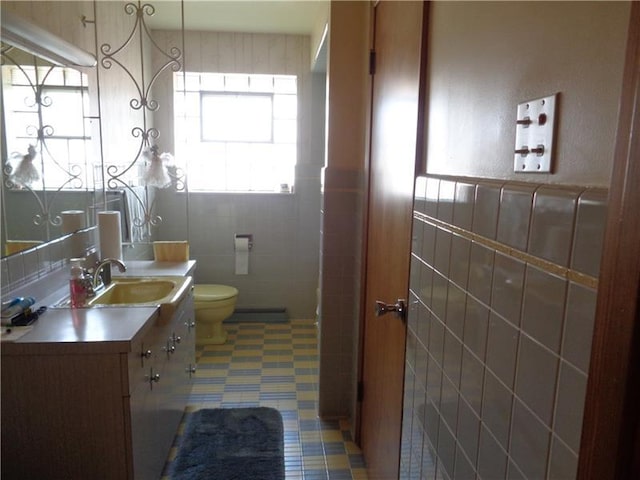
(193, 284, 238, 345)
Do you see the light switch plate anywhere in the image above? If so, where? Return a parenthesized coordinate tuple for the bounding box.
(513, 93, 557, 173)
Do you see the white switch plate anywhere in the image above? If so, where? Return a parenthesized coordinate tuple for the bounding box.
(513, 93, 557, 173)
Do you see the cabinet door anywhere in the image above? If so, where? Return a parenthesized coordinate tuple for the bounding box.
(129, 322, 167, 480)
(1, 353, 128, 479)
(128, 290, 196, 480)
(179, 288, 196, 390)
(157, 290, 195, 453)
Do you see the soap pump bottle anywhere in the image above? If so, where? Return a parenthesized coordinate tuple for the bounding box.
(69, 259, 88, 308)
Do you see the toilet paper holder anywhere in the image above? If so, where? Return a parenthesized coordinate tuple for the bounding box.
(234, 234, 253, 251)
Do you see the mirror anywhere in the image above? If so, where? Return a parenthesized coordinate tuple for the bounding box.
(1, 45, 98, 256)
(1, 5, 100, 258)
(0, 2, 187, 260)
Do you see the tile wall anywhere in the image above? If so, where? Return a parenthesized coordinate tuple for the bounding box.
(318, 166, 364, 420)
(400, 175, 607, 480)
(1, 227, 97, 297)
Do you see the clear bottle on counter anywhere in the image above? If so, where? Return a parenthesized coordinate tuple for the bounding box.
(69, 259, 88, 308)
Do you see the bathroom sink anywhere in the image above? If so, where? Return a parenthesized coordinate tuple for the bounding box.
(88, 278, 177, 306)
(87, 276, 193, 311)
(52, 276, 193, 322)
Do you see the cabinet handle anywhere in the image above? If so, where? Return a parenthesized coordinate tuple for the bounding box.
(186, 321, 195, 331)
(173, 335, 181, 344)
(146, 368, 160, 389)
(141, 349, 152, 359)
(164, 341, 176, 357)
(185, 364, 196, 376)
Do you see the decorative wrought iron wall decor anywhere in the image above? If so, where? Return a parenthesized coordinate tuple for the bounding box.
(99, 1, 185, 237)
(1, 44, 93, 241)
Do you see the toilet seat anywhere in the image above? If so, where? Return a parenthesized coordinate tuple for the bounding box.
(194, 284, 238, 301)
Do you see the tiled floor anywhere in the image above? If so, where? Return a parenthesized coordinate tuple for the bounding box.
(162, 320, 368, 480)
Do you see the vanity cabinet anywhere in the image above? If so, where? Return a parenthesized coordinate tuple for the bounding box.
(130, 287, 195, 479)
(1, 287, 195, 479)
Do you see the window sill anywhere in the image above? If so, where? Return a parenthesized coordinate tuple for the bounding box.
(177, 190, 295, 196)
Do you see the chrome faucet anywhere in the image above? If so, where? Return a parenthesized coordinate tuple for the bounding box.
(93, 258, 127, 289)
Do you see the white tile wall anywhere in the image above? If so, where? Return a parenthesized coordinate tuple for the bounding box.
(401, 175, 606, 480)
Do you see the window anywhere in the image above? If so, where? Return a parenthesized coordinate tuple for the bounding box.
(174, 72, 297, 192)
(2, 65, 92, 190)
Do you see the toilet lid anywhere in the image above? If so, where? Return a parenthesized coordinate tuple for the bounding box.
(194, 284, 238, 301)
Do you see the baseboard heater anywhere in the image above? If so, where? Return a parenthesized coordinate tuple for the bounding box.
(224, 307, 289, 324)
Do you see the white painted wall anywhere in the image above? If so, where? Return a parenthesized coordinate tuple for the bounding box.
(425, 1, 630, 187)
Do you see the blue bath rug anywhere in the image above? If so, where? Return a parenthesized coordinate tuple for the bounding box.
(170, 407, 284, 480)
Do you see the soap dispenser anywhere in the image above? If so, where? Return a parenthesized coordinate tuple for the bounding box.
(69, 259, 88, 308)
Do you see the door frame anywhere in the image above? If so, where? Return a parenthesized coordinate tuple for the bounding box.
(578, 2, 640, 478)
(354, 0, 376, 444)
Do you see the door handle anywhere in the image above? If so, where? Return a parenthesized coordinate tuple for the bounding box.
(375, 299, 407, 322)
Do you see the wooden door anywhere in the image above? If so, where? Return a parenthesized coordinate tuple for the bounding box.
(359, 1, 428, 478)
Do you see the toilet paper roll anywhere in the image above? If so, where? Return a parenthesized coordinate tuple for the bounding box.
(234, 236, 250, 275)
(61, 210, 86, 234)
(98, 211, 123, 260)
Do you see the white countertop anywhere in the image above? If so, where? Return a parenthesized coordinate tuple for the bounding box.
(2, 260, 196, 354)
(1, 306, 159, 354)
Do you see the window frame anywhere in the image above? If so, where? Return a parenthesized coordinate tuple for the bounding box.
(174, 71, 298, 194)
(2, 65, 93, 192)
